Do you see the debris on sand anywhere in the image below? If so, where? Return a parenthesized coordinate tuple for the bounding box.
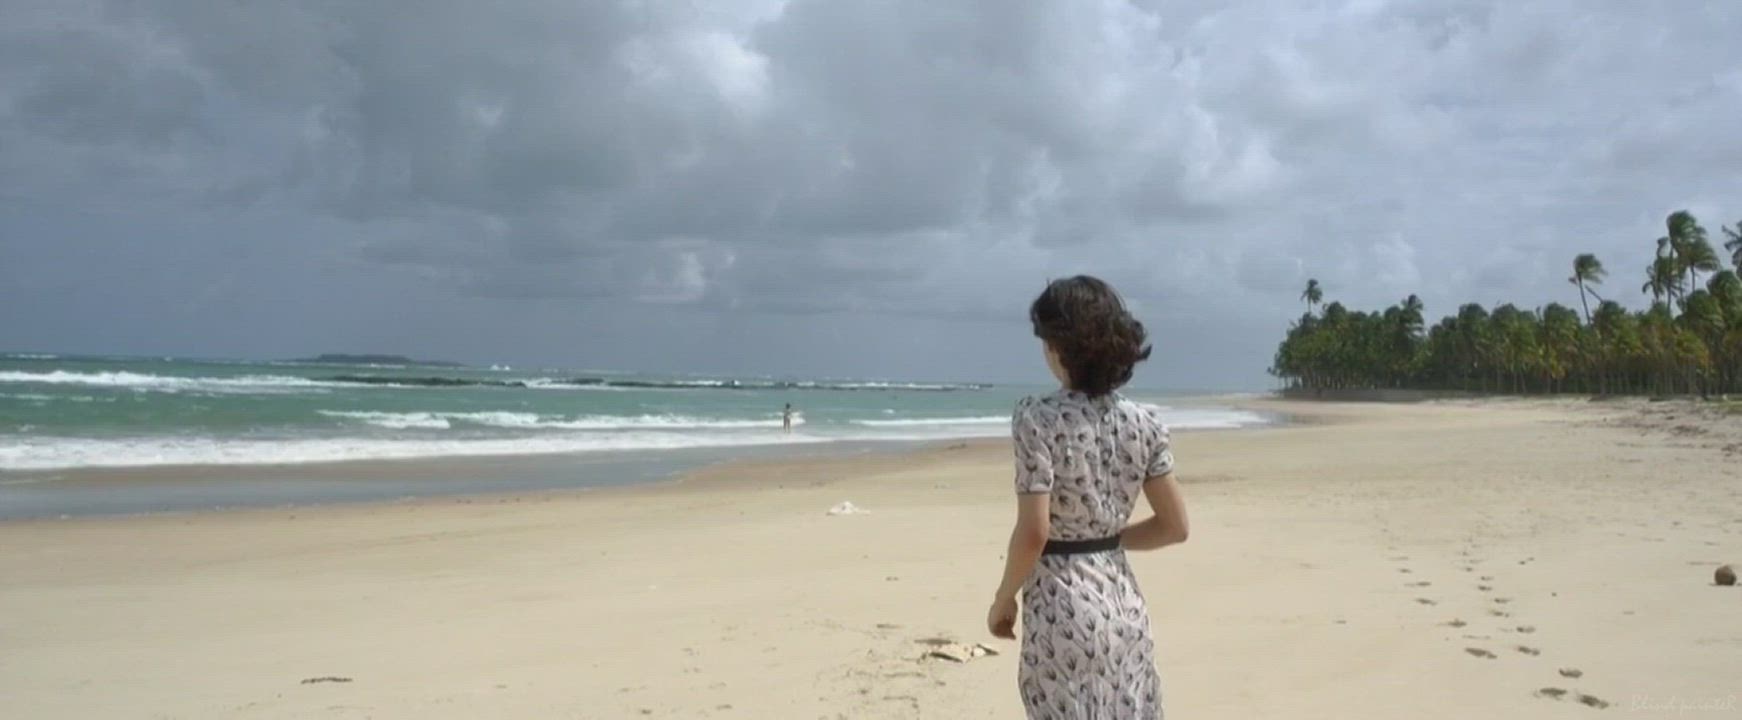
(827, 501, 869, 516)
(921, 642, 1000, 663)
(1715, 564, 1736, 586)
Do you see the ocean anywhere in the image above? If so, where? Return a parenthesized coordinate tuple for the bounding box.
(0, 353, 1270, 517)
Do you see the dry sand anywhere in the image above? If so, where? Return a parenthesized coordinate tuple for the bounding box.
(3, 399, 1740, 718)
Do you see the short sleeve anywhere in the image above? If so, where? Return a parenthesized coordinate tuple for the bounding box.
(1012, 399, 1055, 494)
(1142, 406, 1175, 478)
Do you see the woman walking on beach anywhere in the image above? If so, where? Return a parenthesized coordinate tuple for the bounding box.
(987, 276, 1190, 719)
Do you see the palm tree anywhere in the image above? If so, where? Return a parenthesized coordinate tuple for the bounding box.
(1593, 301, 1638, 394)
(1704, 270, 1742, 392)
(1382, 295, 1426, 386)
(1490, 304, 1541, 393)
(1722, 221, 1742, 270)
(1664, 211, 1710, 295)
(1643, 256, 1682, 304)
(1456, 304, 1493, 391)
(1709, 270, 1742, 317)
(1684, 237, 1721, 290)
(1400, 294, 1425, 328)
(1301, 279, 1323, 314)
(1540, 304, 1581, 392)
(1569, 254, 1606, 324)
(1682, 290, 1726, 347)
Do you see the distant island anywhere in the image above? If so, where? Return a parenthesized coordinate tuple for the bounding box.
(290, 354, 465, 368)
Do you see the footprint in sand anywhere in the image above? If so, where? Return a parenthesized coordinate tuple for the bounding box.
(1577, 694, 1611, 709)
(1516, 625, 1536, 634)
(1516, 645, 1541, 656)
(1442, 619, 1468, 628)
(1558, 668, 1583, 678)
(1415, 597, 1437, 606)
(1477, 584, 1493, 592)
(1406, 581, 1432, 588)
(1493, 597, 1512, 605)
(1464, 647, 1497, 659)
(1488, 609, 1511, 618)
(1480, 575, 1494, 581)
(1536, 687, 1568, 700)
(1399, 568, 1413, 574)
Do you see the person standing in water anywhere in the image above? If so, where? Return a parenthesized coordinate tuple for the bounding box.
(782, 403, 794, 434)
(987, 275, 1189, 719)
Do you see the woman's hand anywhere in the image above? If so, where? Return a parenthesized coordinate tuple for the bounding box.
(986, 594, 1018, 639)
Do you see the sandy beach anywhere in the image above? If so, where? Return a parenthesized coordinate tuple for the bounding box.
(3, 399, 1739, 718)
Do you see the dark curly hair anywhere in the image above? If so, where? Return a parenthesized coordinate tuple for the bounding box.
(1029, 276, 1151, 396)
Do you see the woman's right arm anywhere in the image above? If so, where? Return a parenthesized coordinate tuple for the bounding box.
(1122, 472, 1189, 550)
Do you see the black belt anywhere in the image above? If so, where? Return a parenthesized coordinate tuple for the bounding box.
(1042, 535, 1121, 556)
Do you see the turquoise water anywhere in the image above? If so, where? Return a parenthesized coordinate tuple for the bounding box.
(1, 354, 1267, 473)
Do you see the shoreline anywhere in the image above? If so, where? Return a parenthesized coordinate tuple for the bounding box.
(3, 398, 1739, 717)
(0, 394, 1283, 521)
(0, 437, 945, 522)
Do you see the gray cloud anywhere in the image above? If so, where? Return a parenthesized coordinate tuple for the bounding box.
(4, 0, 1742, 387)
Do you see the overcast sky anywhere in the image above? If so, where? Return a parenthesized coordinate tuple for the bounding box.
(3, 1, 1741, 389)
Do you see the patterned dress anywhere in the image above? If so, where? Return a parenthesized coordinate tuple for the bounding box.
(1012, 390, 1174, 720)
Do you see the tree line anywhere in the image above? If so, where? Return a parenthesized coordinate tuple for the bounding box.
(1271, 211, 1742, 396)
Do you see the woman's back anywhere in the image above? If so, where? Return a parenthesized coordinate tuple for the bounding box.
(1013, 390, 1173, 541)
(987, 275, 1186, 719)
